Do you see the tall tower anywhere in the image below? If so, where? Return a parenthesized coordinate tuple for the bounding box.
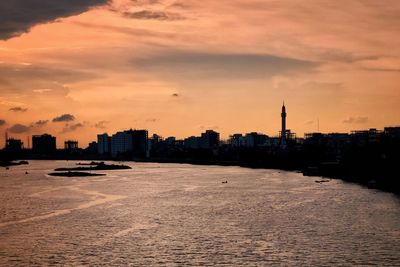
(281, 102, 287, 148)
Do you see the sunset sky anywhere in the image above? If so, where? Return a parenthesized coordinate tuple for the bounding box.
(1, 0, 399, 148)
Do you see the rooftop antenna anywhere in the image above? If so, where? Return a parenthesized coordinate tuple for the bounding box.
(317, 118, 320, 132)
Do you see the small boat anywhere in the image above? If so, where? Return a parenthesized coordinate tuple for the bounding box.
(315, 179, 330, 183)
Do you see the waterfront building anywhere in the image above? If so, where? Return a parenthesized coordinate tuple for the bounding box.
(165, 137, 176, 146)
(32, 134, 56, 154)
(201, 130, 220, 148)
(229, 134, 244, 147)
(64, 140, 79, 151)
(97, 133, 111, 155)
(127, 129, 148, 157)
(5, 138, 23, 152)
(184, 136, 201, 149)
(111, 131, 132, 156)
(244, 132, 269, 147)
(351, 128, 383, 146)
(87, 141, 98, 154)
(110, 129, 148, 157)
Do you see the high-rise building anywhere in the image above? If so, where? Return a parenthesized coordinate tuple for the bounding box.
(128, 129, 148, 157)
(111, 131, 132, 156)
(201, 130, 220, 148)
(97, 133, 110, 155)
(110, 129, 148, 157)
(32, 134, 56, 154)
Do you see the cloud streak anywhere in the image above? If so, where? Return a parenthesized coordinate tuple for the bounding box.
(9, 107, 27, 112)
(62, 123, 84, 133)
(132, 52, 317, 80)
(94, 120, 109, 129)
(34, 120, 49, 126)
(343, 116, 369, 124)
(123, 10, 185, 20)
(52, 114, 75, 122)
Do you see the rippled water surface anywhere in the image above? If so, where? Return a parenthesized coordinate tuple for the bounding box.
(0, 161, 399, 266)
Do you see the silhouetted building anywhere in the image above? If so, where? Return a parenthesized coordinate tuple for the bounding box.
(150, 134, 161, 146)
(128, 129, 148, 157)
(165, 137, 176, 146)
(229, 132, 269, 147)
(32, 134, 56, 154)
(5, 138, 23, 152)
(351, 128, 382, 146)
(244, 132, 269, 147)
(201, 130, 220, 148)
(383, 127, 400, 144)
(64, 140, 78, 151)
(184, 136, 201, 149)
(110, 129, 148, 157)
(87, 141, 98, 154)
(229, 134, 244, 147)
(384, 127, 400, 138)
(111, 131, 132, 156)
(304, 133, 325, 145)
(97, 133, 111, 155)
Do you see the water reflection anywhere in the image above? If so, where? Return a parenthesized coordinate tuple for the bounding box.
(0, 161, 399, 266)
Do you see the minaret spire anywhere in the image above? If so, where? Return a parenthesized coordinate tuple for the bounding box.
(281, 101, 287, 148)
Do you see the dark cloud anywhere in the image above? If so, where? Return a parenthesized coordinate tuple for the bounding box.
(34, 120, 49, 126)
(0, 0, 110, 40)
(9, 106, 27, 112)
(132, 52, 317, 80)
(172, 93, 179, 97)
(8, 124, 30, 133)
(52, 114, 75, 122)
(343, 116, 369, 124)
(62, 123, 84, 133)
(123, 10, 185, 20)
(0, 119, 6, 126)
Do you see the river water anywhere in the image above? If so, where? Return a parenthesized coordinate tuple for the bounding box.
(0, 161, 399, 266)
